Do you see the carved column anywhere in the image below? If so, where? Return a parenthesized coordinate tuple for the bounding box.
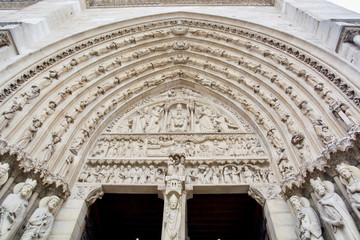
(161, 175, 186, 240)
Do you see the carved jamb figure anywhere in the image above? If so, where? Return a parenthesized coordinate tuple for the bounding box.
(20, 195, 60, 240)
(0, 179, 37, 240)
(164, 194, 181, 240)
(0, 163, 9, 188)
(336, 163, 360, 212)
(17, 118, 43, 147)
(289, 195, 323, 240)
(310, 177, 360, 240)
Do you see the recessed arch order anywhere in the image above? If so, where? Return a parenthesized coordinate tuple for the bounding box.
(0, 12, 359, 197)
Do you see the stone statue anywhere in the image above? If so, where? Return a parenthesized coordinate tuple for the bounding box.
(164, 194, 181, 240)
(0, 179, 37, 240)
(146, 106, 163, 133)
(289, 195, 323, 240)
(37, 132, 61, 163)
(20, 195, 60, 240)
(0, 102, 22, 131)
(310, 177, 360, 240)
(169, 103, 189, 132)
(0, 163, 9, 187)
(336, 163, 360, 211)
(195, 105, 215, 132)
(17, 118, 43, 147)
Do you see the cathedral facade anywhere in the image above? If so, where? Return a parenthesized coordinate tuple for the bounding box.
(0, 0, 360, 239)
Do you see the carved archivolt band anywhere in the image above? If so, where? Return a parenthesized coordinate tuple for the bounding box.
(0, 14, 358, 195)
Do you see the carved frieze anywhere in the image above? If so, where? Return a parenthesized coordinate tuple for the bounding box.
(90, 134, 267, 160)
(78, 161, 276, 185)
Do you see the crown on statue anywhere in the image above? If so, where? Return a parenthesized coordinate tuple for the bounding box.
(336, 163, 349, 173)
(24, 178, 37, 189)
(310, 177, 323, 188)
(0, 163, 9, 171)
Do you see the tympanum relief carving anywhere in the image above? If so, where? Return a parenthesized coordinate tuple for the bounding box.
(79, 87, 276, 186)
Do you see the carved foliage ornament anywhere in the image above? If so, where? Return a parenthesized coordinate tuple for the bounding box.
(0, 32, 10, 48)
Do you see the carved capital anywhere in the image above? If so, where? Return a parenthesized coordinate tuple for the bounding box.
(248, 184, 281, 207)
(0, 32, 10, 48)
(71, 183, 104, 206)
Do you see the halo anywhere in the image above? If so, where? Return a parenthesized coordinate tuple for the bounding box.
(300, 197, 311, 207)
(39, 196, 51, 208)
(0, 172, 8, 185)
(339, 175, 349, 186)
(13, 182, 24, 194)
(14, 182, 33, 200)
(349, 165, 360, 178)
(323, 180, 335, 193)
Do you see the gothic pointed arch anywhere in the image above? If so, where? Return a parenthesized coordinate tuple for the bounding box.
(0, 12, 358, 200)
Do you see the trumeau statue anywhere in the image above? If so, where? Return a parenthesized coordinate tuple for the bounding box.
(289, 195, 323, 240)
(0, 163, 9, 187)
(20, 195, 60, 240)
(164, 194, 181, 240)
(0, 179, 37, 240)
(336, 163, 360, 211)
(310, 177, 360, 240)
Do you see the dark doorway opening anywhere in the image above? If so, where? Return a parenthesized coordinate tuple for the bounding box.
(187, 194, 268, 240)
(83, 194, 164, 240)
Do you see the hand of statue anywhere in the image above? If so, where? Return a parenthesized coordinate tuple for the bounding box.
(170, 232, 177, 239)
(7, 211, 16, 223)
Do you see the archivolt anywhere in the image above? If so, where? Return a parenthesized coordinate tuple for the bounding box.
(0, 12, 359, 195)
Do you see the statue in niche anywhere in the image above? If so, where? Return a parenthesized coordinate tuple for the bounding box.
(0, 179, 37, 240)
(20, 195, 60, 240)
(145, 105, 163, 133)
(169, 103, 189, 132)
(336, 163, 360, 212)
(193, 105, 213, 132)
(242, 166, 253, 183)
(289, 195, 323, 240)
(0, 102, 22, 131)
(310, 177, 360, 240)
(0, 163, 9, 187)
(17, 118, 43, 147)
(164, 194, 181, 240)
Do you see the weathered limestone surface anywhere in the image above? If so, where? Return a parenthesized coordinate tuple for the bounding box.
(0, 1, 359, 240)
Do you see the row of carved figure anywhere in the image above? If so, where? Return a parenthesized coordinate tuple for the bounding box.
(0, 163, 60, 240)
(116, 101, 240, 133)
(290, 163, 360, 240)
(90, 136, 266, 158)
(185, 165, 276, 184)
(78, 163, 276, 185)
